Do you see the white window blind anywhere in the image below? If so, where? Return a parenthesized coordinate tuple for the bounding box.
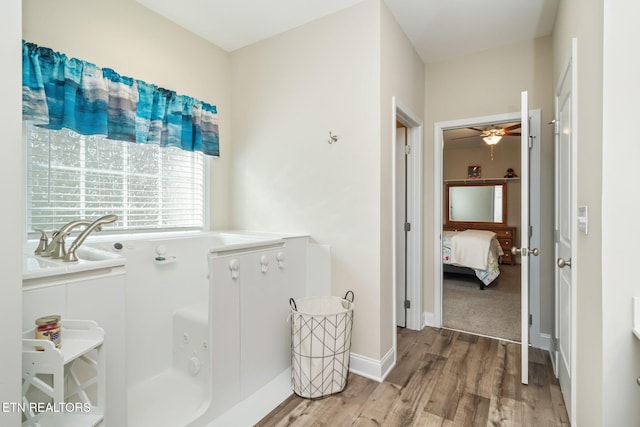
(26, 123, 205, 233)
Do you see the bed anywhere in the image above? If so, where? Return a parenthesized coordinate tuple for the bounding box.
(442, 229, 504, 289)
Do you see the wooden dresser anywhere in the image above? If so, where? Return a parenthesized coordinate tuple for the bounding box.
(443, 224, 517, 265)
(493, 227, 516, 264)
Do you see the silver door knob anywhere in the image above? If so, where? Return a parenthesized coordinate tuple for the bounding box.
(511, 247, 540, 256)
(557, 258, 572, 268)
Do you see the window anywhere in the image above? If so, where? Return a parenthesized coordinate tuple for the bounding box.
(26, 122, 206, 234)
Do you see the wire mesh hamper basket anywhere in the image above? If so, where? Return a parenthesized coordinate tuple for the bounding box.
(289, 291, 354, 399)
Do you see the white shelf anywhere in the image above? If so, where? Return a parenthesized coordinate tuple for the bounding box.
(22, 319, 106, 427)
(444, 177, 521, 184)
(23, 320, 104, 364)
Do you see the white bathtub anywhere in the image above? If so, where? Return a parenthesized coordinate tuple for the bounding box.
(87, 231, 309, 427)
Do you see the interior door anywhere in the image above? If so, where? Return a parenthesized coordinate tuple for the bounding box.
(519, 91, 531, 384)
(395, 126, 407, 327)
(554, 39, 576, 420)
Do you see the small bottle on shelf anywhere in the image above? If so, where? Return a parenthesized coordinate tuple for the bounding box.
(35, 314, 61, 350)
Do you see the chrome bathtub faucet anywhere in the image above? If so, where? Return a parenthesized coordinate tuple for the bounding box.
(40, 219, 95, 258)
(63, 215, 118, 262)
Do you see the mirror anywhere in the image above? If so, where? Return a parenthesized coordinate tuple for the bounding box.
(445, 182, 506, 225)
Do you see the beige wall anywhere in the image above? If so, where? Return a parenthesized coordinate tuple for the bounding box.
(230, 0, 383, 359)
(424, 37, 555, 338)
(22, 0, 233, 230)
(0, 0, 23, 422)
(230, 0, 424, 362)
(379, 1, 425, 355)
(552, 0, 604, 423)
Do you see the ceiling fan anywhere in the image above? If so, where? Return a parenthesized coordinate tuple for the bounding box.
(454, 122, 522, 145)
(449, 122, 521, 160)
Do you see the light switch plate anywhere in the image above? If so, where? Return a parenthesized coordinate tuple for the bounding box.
(577, 205, 588, 234)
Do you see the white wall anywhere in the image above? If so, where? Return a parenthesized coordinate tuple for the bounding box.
(0, 0, 23, 424)
(424, 37, 555, 335)
(552, 0, 604, 423)
(230, 0, 383, 360)
(23, 0, 233, 229)
(601, 0, 640, 424)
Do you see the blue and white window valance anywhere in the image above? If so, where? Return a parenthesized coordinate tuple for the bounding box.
(22, 40, 219, 156)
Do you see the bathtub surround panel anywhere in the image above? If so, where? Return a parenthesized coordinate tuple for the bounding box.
(206, 236, 307, 420)
(239, 238, 307, 398)
(208, 246, 241, 418)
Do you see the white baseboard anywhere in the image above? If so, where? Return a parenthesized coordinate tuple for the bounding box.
(548, 347, 558, 376)
(423, 311, 438, 328)
(349, 347, 395, 382)
(532, 332, 552, 351)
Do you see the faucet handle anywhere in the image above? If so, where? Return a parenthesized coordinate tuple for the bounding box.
(33, 228, 49, 255)
(50, 234, 68, 259)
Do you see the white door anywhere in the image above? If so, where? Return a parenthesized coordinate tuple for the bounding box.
(513, 91, 536, 384)
(554, 39, 577, 421)
(395, 126, 407, 327)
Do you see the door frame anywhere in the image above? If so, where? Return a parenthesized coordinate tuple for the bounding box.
(433, 110, 542, 343)
(392, 97, 424, 337)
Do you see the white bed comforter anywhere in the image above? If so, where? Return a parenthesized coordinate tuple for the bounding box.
(449, 229, 497, 270)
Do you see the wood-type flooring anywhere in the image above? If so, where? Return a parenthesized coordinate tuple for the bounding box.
(257, 326, 570, 426)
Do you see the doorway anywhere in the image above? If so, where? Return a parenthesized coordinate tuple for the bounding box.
(441, 116, 522, 342)
(433, 110, 542, 343)
(392, 97, 423, 335)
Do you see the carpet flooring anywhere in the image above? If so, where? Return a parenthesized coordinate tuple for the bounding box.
(443, 264, 521, 342)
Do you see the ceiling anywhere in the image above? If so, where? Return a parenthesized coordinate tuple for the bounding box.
(136, 0, 559, 63)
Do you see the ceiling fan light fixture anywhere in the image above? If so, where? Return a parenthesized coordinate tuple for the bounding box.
(483, 134, 502, 145)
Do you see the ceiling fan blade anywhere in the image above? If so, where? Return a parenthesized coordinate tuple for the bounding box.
(504, 131, 521, 136)
(502, 123, 522, 131)
(468, 127, 485, 132)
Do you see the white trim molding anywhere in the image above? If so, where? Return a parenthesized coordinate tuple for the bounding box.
(392, 96, 424, 332)
(423, 311, 437, 328)
(349, 348, 395, 382)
